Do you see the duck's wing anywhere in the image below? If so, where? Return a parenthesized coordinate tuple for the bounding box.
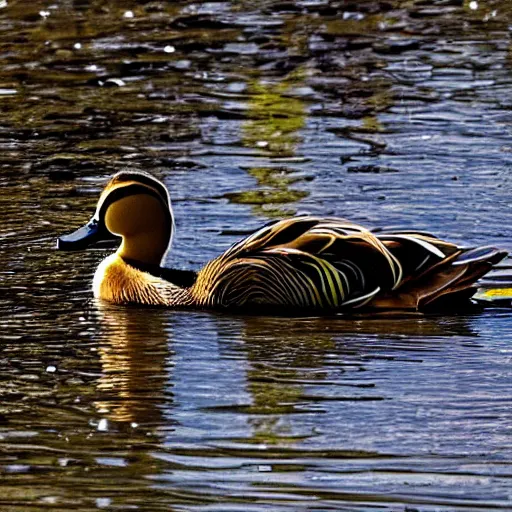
(195, 216, 506, 311)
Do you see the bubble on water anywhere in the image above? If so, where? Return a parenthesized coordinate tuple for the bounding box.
(343, 12, 364, 21)
(96, 498, 111, 509)
(174, 60, 191, 70)
(97, 418, 108, 432)
(39, 10, 50, 18)
(41, 497, 58, 504)
(469, 1, 478, 10)
(73, 42, 82, 50)
(123, 10, 134, 19)
(46, 365, 56, 373)
(164, 45, 175, 53)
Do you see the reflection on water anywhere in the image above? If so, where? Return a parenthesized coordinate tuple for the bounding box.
(236, 315, 479, 444)
(2, 308, 503, 510)
(230, 72, 309, 217)
(95, 305, 171, 425)
(243, 74, 306, 155)
(1, 0, 512, 510)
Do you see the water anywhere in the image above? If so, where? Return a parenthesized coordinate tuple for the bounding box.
(1, 0, 512, 510)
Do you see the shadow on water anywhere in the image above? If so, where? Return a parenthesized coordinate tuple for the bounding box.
(1, 0, 512, 510)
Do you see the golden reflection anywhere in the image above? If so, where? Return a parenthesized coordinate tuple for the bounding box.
(234, 70, 308, 217)
(224, 166, 308, 217)
(243, 321, 334, 445)
(94, 304, 171, 425)
(361, 116, 384, 133)
(243, 76, 305, 157)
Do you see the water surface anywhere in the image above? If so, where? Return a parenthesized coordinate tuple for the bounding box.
(1, 0, 511, 510)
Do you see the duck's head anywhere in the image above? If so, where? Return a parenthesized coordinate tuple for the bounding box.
(58, 171, 174, 265)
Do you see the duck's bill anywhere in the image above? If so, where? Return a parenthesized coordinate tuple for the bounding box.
(57, 218, 118, 251)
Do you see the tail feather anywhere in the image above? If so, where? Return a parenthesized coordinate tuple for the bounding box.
(420, 260, 495, 309)
(452, 246, 507, 266)
(369, 247, 508, 311)
(419, 248, 507, 309)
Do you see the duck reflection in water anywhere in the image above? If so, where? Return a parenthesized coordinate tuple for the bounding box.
(94, 304, 173, 426)
(92, 300, 476, 435)
(212, 313, 477, 445)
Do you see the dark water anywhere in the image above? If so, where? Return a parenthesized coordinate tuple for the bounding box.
(1, 0, 512, 510)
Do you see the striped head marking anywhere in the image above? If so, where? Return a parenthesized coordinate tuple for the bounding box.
(58, 171, 174, 265)
(96, 171, 173, 238)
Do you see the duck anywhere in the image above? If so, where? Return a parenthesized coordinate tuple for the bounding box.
(58, 170, 507, 313)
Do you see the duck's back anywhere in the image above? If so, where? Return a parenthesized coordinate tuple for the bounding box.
(189, 216, 507, 312)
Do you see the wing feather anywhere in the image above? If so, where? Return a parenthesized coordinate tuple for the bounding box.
(191, 216, 504, 311)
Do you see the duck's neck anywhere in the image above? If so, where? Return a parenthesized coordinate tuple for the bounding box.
(94, 253, 195, 307)
(121, 257, 197, 289)
(117, 231, 170, 266)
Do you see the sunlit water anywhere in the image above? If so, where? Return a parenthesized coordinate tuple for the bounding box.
(1, 0, 511, 510)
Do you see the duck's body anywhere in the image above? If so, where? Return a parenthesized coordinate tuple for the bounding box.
(58, 171, 507, 313)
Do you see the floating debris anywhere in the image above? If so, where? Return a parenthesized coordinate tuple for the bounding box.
(347, 165, 399, 173)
